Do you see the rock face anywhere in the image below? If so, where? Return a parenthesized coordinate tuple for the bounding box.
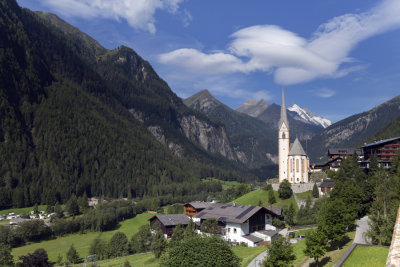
(308, 95, 400, 162)
(179, 115, 236, 160)
(236, 99, 270, 118)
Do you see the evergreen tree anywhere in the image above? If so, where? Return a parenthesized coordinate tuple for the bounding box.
(151, 230, 167, 258)
(0, 245, 14, 267)
(268, 189, 276, 204)
(170, 224, 185, 247)
(66, 194, 80, 216)
(77, 192, 88, 213)
(33, 204, 39, 215)
(278, 180, 292, 199)
(312, 183, 319, 198)
(284, 203, 296, 226)
(200, 218, 220, 234)
(54, 202, 63, 218)
(263, 237, 295, 267)
(304, 229, 329, 264)
(184, 219, 197, 238)
(131, 225, 152, 253)
(66, 244, 80, 264)
(109, 232, 130, 257)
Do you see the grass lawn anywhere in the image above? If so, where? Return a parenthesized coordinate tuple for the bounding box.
(342, 246, 388, 267)
(12, 213, 154, 263)
(292, 239, 307, 265)
(234, 189, 298, 211)
(232, 246, 268, 267)
(296, 190, 313, 200)
(70, 253, 159, 267)
(294, 231, 356, 267)
(0, 205, 47, 216)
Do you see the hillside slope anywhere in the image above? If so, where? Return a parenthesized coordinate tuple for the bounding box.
(0, 0, 254, 209)
(184, 90, 278, 178)
(308, 95, 400, 162)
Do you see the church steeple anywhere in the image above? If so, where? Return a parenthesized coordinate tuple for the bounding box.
(279, 88, 289, 129)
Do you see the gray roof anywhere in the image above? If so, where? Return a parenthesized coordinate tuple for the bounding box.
(150, 214, 190, 227)
(278, 89, 289, 129)
(361, 137, 400, 148)
(328, 148, 361, 156)
(194, 204, 266, 224)
(288, 138, 307, 156)
(318, 178, 335, 188)
(257, 230, 279, 237)
(185, 201, 222, 210)
(242, 234, 263, 243)
(265, 206, 282, 217)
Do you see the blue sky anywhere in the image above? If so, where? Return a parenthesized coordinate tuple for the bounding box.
(17, 0, 400, 122)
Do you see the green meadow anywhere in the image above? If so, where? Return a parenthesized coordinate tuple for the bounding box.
(233, 189, 298, 210)
(11, 213, 154, 263)
(342, 245, 388, 267)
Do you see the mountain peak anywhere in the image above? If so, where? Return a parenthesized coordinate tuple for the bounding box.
(236, 99, 269, 117)
(184, 89, 222, 113)
(288, 103, 331, 128)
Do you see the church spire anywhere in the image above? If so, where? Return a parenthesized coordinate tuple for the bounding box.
(279, 88, 289, 129)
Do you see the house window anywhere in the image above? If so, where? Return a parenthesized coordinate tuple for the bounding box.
(234, 228, 237, 234)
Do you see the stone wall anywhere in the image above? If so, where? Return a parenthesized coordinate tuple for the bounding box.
(271, 183, 314, 193)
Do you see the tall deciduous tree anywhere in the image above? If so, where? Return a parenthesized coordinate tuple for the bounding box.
(200, 218, 220, 234)
(263, 237, 295, 267)
(131, 225, 152, 253)
(0, 245, 14, 267)
(278, 180, 292, 199)
(304, 229, 329, 264)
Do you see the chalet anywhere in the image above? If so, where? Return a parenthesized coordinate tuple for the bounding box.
(87, 197, 99, 207)
(193, 203, 280, 247)
(318, 178, 335, 197)
(184, 201, 219, 217)
(327, 148, 362, 159)
(361, 137, 400, 169)
(149, 214, 190, 238)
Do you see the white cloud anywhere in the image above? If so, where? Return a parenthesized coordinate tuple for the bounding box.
(41, 0, 185, 34)
(316, 88, 336, 98)
(158, 0, 400, 84)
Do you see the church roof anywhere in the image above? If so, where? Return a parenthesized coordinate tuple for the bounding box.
(278, 88, 289, 129)
(288, 138, 307, 156)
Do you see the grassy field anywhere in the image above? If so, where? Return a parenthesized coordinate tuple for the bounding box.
(232, 245, 268, 267)
(295, 190, 313, 200)
(342, 246, 388, 267)
(12, 213, 154, 263)
(234, 189, 298, 210)
(294, 231, 356, 267)
(202, 177, 242, 190)
(0, 205, 48, 216)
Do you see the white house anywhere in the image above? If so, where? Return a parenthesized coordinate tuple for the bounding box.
(193, 204, 280, 247)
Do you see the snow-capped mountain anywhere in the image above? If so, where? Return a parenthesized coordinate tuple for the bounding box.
(288, 104, 331, 128)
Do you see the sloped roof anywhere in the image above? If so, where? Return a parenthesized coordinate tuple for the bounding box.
(185, 201, 223, 210)
(150, 214, 190, 227)
(318, 178, 335, 188)
(328, 148, 361, 156)
(278, 89, 289, 129)
(265, 206, 282, 217)
(257, 229, 279, 237)
(243, 234, 263, 243)
(194, 204, 273, 224)
(288, 138, 307, 156)
(361, 137, 400, 148)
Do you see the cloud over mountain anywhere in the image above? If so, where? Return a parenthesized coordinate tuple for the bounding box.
(159, 0, 400, 85)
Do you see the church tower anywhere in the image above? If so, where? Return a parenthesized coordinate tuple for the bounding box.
(278, 89, 290, 183)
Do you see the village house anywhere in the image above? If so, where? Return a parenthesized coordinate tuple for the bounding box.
(149, 214, 190, 238)
(318, 178, 335, 197)
(149, 202, 282, 246)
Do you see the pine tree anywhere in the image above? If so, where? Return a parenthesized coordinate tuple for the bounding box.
(268, 189, 276, 204)
(304, 229, 329, 264)
(66, 194, 79, 216)
(151, 230, 167, 258)
(312, 183, 319, 198)
(66, 244, 80, 264)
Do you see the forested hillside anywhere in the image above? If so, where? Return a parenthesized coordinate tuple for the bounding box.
(0, 0, 254, 209)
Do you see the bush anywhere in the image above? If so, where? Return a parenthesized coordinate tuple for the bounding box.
(278, 180, 292, 199)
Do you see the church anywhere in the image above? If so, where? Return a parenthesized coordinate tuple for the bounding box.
(278, 89, 310, 184)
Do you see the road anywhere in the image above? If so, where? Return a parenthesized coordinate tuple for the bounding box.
(354, 216, 370, 244)
(248, 249, 268, 267)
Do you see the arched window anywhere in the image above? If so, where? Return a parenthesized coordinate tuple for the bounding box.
(289, 158, 292, 173)
(282, 132, 285, 139)
(296, 159, 299, 172)
(301, 158, 304, 174)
